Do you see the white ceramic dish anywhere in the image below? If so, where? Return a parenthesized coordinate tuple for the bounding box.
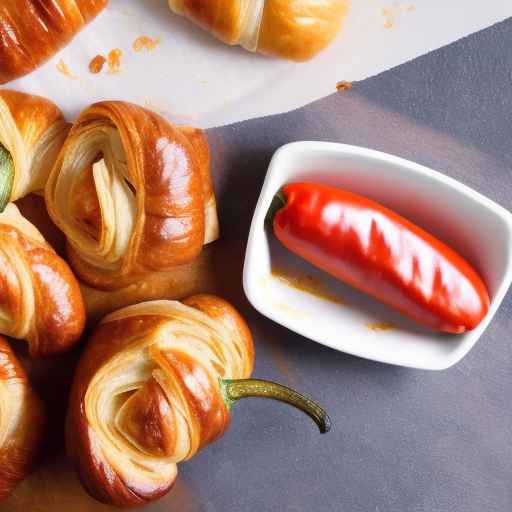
(243, 142, 512, 370)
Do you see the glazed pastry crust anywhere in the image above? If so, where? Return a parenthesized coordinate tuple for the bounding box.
(81, 243, 220, 324)
(0, 0, 108, 84)
(45, 101, 219, 290)
(0, 89, 70, 201)
(0, 336, 46, 501)
(67, 296, 254, 507)
(168, 0, 350, 61)
(0, 204, 85, 356)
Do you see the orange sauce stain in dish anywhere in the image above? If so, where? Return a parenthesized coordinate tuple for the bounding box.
(366, 322, 395, 332)
(56, 59, 77, 79)
(107, 49, 123, 74)
(271, 266, 346, 305)
(89, 54, 106, 74)
(133, 36, 161, 52)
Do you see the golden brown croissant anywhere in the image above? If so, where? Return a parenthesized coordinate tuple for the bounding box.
(45, 101, 219, 291)
(0, 0, 108, 84)
(0, 89, 70, 208)
(0, 203, 85, 356)
(0, 335, 46, 501)
(81, 243, 221, 324)
(168, 0, 350, 61)
(67, 295, 330, 507)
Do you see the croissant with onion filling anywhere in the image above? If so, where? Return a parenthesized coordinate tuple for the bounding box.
(0, 336, 46, 501)
(0, 203, 85, 356)
(67, 296, 330, 507)
(0, 0, 108, 84)
(168, 0, 350, 61)
(0, 89, 69, 209)
(45, 101, 219, 290)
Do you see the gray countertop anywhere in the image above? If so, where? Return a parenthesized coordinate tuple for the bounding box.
(3, 16, 512, 512)
(195, 18, 512, 512)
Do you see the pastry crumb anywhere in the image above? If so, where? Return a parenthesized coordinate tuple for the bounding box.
(336, 81, 353, 91)
(133, 36, 161, 52)
(56, 59, 77, 79)
(107, 49, 123, 74)
(89, 54, 106, 74)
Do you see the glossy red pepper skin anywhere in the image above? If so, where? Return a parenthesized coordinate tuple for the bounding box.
(270, 183, 489, 333)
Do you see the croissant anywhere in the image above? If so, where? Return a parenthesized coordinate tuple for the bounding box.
(45, 101, 219, 290)
(0, 0, 108, 84)
(0, 203, 85, 356)
(0, 336, 46, 501)
(67, 295, 330, 507)
(168, 0, 350, 61)
(0, 89, 69, 210)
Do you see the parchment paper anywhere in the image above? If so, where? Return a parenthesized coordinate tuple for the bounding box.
(8, 0, 512, 128)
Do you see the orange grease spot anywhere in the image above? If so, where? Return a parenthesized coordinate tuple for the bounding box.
(336, 81, 353, 91)
(89, 54, 106, 74)
(133, 36, 161, 52)
(366, 322, 395, 332)
(56, 59, 77, 79)
(107, 49, 123, 74)
(271, 266, 346, 305)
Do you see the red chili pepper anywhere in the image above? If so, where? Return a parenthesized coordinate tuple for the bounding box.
(267, 182, 489, 333)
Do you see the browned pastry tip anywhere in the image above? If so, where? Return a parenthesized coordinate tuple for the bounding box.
(0, 0, 108, 84)
(0, 336, 46, 501)
(0, 203, 85, 357)
(168, 0, 350, 61)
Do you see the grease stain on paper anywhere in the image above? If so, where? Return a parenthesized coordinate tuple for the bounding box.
(89, 54, 106, 74)
(366, 321, 395, 332)
(107, 49, 123, 74)
(133, 36, 161, 52)
(56, 59, 77, 79)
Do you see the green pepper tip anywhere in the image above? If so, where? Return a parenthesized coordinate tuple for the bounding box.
(221, 378, 331, 435)
(265, 189, 287, 231)
(0, 143, 14, 213)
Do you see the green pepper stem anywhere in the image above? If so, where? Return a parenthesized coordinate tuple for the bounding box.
(0, 143, 13, 213)
(264, 190, 287, 230)
(221, 378, 331, 434)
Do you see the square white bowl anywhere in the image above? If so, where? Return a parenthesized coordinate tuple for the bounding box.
(243, 142, 512, 370)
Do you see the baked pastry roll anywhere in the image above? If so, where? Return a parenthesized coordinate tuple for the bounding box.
(0, 0, 108, 84)
(82, 243, 220, 324)
(0, 336, 46, 501)
(0, 203, 85, 356)
(45, 101, 219, 290)
(168, 0, 350, 61)
(67, 296, 330, 507)
(0, 90, 69, 209)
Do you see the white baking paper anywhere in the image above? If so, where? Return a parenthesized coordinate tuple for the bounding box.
(9, 0, 512, 128)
